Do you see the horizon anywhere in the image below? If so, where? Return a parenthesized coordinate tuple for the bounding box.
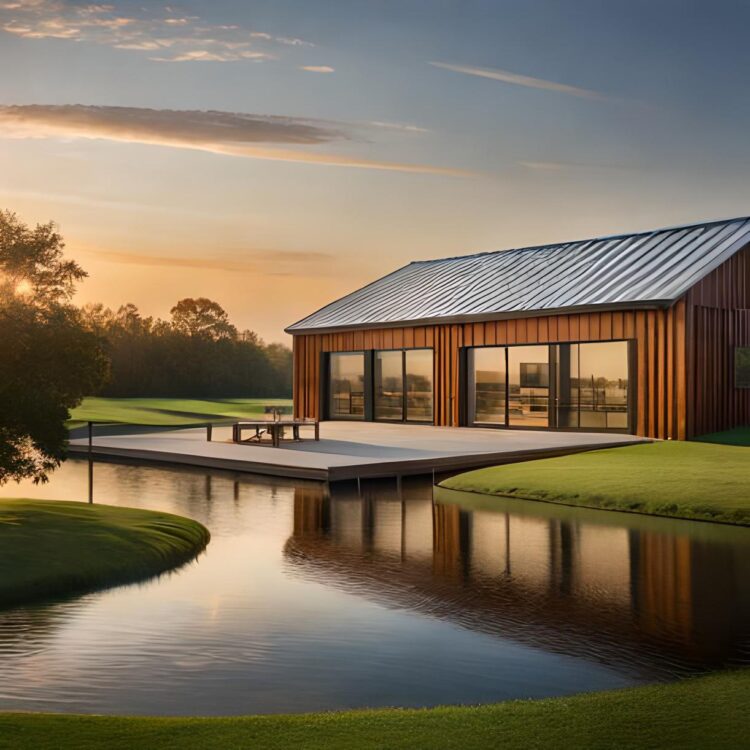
(3, 0, 750, 343)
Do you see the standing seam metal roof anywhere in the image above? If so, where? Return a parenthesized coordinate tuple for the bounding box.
(286, 216, 750, 333)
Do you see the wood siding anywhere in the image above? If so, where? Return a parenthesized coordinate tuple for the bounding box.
(293, 306, 689, 440)
(684, 246, 750, 436)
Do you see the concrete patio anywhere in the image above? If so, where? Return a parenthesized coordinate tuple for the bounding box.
(68, 421, 647, 482)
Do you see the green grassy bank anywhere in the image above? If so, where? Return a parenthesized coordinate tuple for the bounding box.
(0, 499, 209, 609)
(68, 397, 293, 428)
(440, 439, 750, 526)
(1, 671, 748, 750)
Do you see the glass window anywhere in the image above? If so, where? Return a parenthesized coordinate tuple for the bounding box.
(555, 344, 579, 428)
(468, 347, 506, 425)
(508, 346, 549, 427)
(329, 353, 365, 419)
(406, 349, 434, 422)
(375, 350, 404, 420)
(578, 341, 629, 430)
(736, 347, 750, 388)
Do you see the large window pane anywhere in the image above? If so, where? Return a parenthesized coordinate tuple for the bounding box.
(375, 351, 404, 420)
(329, 353, 365, 419)
(556, 344, 579, 428)
(508, 345, 549, 427)
(578, 342, 629, 430)
(469, 347, 506, 424)
(406, 349, 434, 422)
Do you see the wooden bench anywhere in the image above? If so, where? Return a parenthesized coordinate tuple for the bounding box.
(231, 419, 319, 448)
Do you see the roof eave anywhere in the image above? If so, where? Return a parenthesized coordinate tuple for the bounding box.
(285, 299, 676, 336)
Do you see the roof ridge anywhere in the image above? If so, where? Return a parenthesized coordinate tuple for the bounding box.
(411, 214, 750, 265)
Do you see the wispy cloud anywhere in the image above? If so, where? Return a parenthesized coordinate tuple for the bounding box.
(368, 121, 430, 134)
(0, 104, 474, 176)
(0, 1, 309, 62)
(429, 61, 605, 100)
(299, 65, 334, 73)
(88, 248, 335, 277)
(519, 160, 634, 174)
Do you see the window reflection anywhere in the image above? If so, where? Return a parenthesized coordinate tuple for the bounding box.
(508, 345, 550, 427)
(556, 342, 629, 430)
(468, 347, 506, 424)
(405, 349, 434, 422)
(329, 353, 365, 419)
(374, 350, 404, 420)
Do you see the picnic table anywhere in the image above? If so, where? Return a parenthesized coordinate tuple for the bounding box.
(230, 419, 319, 448)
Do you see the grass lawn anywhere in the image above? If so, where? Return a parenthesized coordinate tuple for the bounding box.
(0, 499, 209, 609)
(440, 440, 750, 526)
(0, 670, 748, 750)
(68, 396, 293, 428)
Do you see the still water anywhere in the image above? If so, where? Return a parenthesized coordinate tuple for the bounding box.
(0, 460, 748, 715)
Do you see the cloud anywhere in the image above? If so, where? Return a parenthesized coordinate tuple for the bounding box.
(519, 160, 633, 174)
(88, 248, 335, 277)
(429, 61, 605, 100)
(0, 104, 475, 176)
(299, 65, 334, 73)
(368, 120, 430, 134)
(0, 1, 311, 62)
(152, 49, 270, 63)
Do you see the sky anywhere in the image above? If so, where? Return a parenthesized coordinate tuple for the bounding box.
(2, 0, 750, 343)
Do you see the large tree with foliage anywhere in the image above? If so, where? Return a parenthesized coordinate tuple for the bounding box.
(170, 297, 237, 340)
(0, 210, 108, 484)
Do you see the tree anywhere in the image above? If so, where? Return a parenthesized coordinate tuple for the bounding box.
(0, 211, 108, 484)
(170, 297, 237, 341)
(0, 209, 86, 304)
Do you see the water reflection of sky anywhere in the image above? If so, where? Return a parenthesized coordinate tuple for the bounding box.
(0, 460, 747, 716)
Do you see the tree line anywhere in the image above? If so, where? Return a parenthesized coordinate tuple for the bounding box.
(81, 298, 292, 398)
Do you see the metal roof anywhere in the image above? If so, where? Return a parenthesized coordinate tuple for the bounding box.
(286, 216, 750, 334)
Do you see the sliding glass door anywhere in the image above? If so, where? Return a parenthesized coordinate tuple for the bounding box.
(555, 342, 629, 430)
(329, 353, 365, 419)
(508, 346, 550, 428)
(373, 349, 434, 422)
(467, 341, 630, 432)
(374, 350, 404, 420)
(405, 349, 434, 422)
(468, 347, 506, 424)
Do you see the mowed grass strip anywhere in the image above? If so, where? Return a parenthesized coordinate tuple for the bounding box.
(0, 499, 209, 609)
(441, 441, 750, 525)
(68, 397, 293, 427)
(0, 671, 748, 750)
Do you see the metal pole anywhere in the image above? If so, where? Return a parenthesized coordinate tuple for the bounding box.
(87, 421, 93, 504)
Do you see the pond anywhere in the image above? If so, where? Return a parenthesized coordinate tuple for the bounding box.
(0, 460, 748, 716)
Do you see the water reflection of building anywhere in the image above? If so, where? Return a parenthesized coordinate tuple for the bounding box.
(285, 480, 750, 678)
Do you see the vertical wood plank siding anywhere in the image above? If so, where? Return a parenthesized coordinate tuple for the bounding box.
(293, 308, 689, 439)
(684, 246, 750, 436)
